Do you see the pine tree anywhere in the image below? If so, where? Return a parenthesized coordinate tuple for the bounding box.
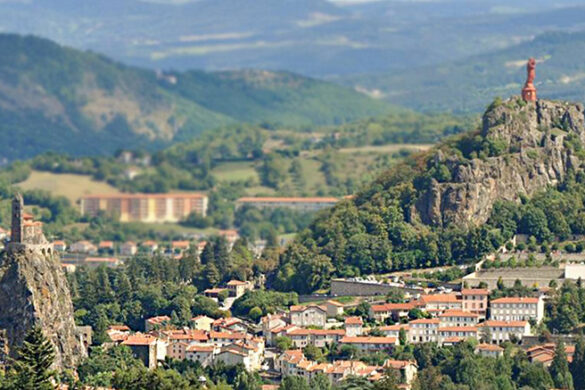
(10, 327, 56, 390)
(570, 337, 585, 390)
(550, 341, 574, 390)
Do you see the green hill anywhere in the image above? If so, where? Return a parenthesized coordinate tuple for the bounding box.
(0, 34, 392, 160)
(273, 97, 585, 293)
(345, 31, 585, 113)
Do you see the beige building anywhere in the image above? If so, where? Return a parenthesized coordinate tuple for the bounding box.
(81, 193, 208, 222)
(339, 336, 397, 352)
(226, 280, 254, 298)
(289, 305, 327, 327)
(490, 296, 544, 323)
(344, 317, 364, 337)
(438, 309, 479, 328)
(409, 319, 440, 343)
(481, 321, 531, 344)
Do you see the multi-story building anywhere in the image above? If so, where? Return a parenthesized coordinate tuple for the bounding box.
(81, 193, 208, 222)
(369, 302, 415, 322)
(461, 289, 489, 319)
(339, 336, 397, 352)
(490, 296, 544, 323)
(235, 197, 339, 212)
(287, 328, 345, 348)
(409, 319, 440, 343)
(289, 305, 327, 327)
(438, 309, 479, 328)
(418, 294, 462, 315)
(481, 321, 531, 344)
(437, 326, 478, 345)
(379, 324, 409, 339)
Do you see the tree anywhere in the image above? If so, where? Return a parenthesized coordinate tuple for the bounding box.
(550, 341, 574, 390)
(309, 373, 331, 390)
(303, 344, 324, 362)
(279, 376, 310, 390)
(374, 368, 400, 390)
(337, 375, 374, 390)
(8, 327, 56, 390)
(399, 328, 408, 346)
(275, 337, 293, 351)
(570, 337, 585, 390)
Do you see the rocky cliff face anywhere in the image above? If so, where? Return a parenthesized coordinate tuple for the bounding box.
(415, 97, 585, 226)
(0, 245, 85, 369)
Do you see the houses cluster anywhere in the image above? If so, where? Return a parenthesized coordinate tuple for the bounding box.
(107, 315, 264, 372)
(276, 349, 417, 387)
(368, 289, 544, 346)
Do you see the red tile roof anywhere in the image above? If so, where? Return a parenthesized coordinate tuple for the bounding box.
(491, 297, 539, 304)
(345, 316, 363, 325)
(482, 320, 528, 328)
(461, 289, 489, 296)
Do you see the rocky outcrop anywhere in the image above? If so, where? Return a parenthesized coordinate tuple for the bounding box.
(415, 97, 585, 226)
(0, 245, 86, 369)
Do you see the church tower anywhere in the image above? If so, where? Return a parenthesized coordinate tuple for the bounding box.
(10, 194, 23, 244)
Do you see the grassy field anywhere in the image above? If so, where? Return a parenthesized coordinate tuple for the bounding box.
(211, 161, 259, 183)
(17, 171, 123, 204)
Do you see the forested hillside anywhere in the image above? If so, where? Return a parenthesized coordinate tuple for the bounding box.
(0, 34, 391, 160)
(273, 97, 585, 293)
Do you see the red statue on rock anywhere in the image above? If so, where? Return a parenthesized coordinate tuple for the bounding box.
(522, 58, 537, 102)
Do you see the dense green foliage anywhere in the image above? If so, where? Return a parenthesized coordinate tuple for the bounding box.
(1, 327, 56, 390)
(273, 101, 585, 293)
(231, 290, 298, 321)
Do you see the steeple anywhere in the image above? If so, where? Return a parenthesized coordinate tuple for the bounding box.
(10, 193, 23, 244)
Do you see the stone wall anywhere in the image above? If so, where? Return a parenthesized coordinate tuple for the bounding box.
(462, 266, 564, 290)
(330, 279, 423, 297)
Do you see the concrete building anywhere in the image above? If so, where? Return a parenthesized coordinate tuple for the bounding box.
(235, 197, 338, 212)
(475, 343, 504, 358)
(462, 267, 564, 290)
(122, 334, 166, 369)
(490, 296, 544, 323)
(192, 315, 215, 332)
(185, 344, 216, 366)
(437, 326, 478, 345)
(419, 294, 462, 315)
(81, 193, 208, 222)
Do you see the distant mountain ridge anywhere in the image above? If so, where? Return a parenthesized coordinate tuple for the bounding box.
(0, 34, 392, 160)
(344, 30, 585, 113)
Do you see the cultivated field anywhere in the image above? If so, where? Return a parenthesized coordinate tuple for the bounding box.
(17, 171, 123, 204)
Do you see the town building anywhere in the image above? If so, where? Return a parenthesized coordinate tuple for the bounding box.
(226, 280, 254, 298)
(324, 300, 345, 318)
(70, 240, 97, 254)
(481, 321, 531, 344)
(289, 305, 327, 327)
(344, 317, 363, 337)
(490, 296, 544, 323)
(409, 319, 440, 343)
(81, 193, 208, 222)
(145, 315, 171, 331)
(419, 294, 462, 315)
(437, 326, 478, 345)
(122, 334, 167, 369)
(120, 241, 137, 256)
(339, 336, 397, 352)
(438, 309, 479, 328)
(235, 197, 339, 212)
(461, 289, 489, 319)
(475, 343, 504, 358)
(192, 315, 215, 332)
(369, 302, 415, 322)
